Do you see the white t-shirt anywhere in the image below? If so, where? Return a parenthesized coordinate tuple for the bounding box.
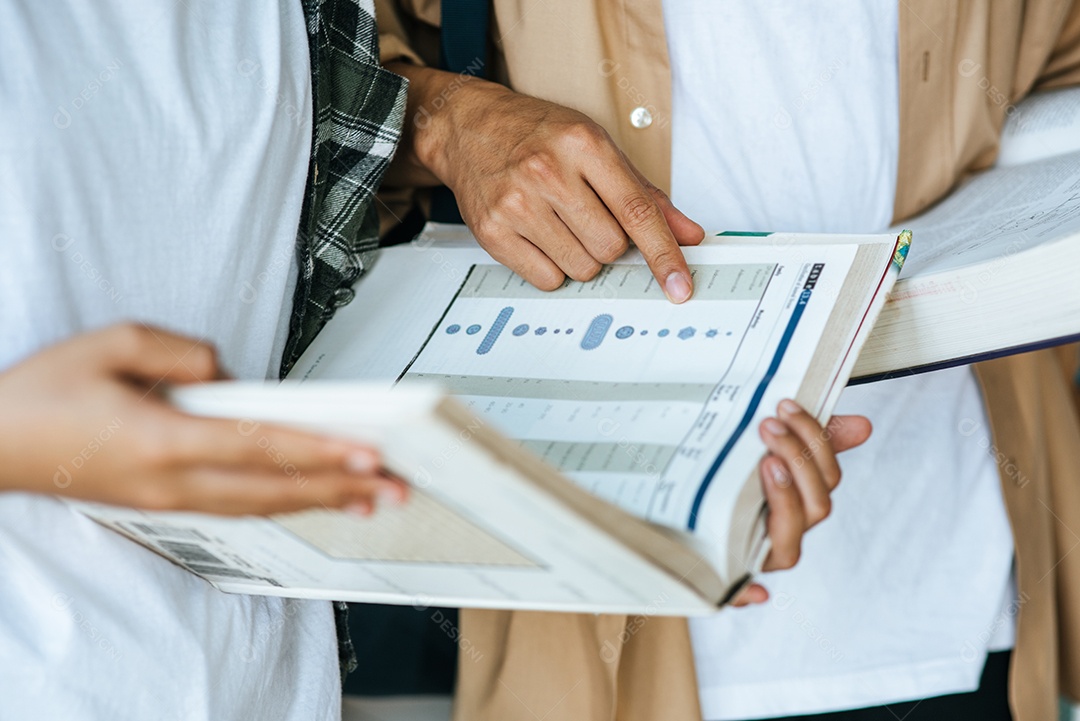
(0, 2, 340, 719)
(662, 2, 1017, 718)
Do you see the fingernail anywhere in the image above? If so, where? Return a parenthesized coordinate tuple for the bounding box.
(346, 451, 378, 474)
(763, 418, 787, 436)
(779, 399, 800, 416)
(377, 484, 406, 506)
(769, 459, 792, 488)
(345, 500, 373, 517)
(664, 272, 692, 303)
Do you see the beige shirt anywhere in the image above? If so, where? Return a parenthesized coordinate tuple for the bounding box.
(377, 3, 1080, 720)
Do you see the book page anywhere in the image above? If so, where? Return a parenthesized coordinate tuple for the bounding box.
(391, 245, 860, 567)
(895, 149, 1080, 278)
(289, 232, 897, 586)
(72, 379, 728, 614)
(77, 411, 719, 615)
(274, 491, 538, 566)
(996, 87, 1080, 167)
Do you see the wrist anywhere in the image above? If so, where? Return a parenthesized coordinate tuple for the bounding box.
(391, 62, 509, 188)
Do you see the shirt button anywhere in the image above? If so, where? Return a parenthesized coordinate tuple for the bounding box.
(331, 285, 355, 308)
(629, 106, 653, 129)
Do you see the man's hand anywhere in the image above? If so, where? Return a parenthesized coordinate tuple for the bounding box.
(386, 64, 704, 301)
(732, 400, 872, 607)
(0, 324, 406, 515)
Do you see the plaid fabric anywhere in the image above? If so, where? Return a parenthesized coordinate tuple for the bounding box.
(283, 0, 408, 377)
(290, 0, 408, 679)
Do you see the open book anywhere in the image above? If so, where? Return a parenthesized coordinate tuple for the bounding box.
(76, 89, 1078, 615)
(852, 86, 1080, 381)
(79, 233, 907, 614)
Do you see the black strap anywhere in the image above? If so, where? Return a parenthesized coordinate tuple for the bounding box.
(429, 0, 491, 224)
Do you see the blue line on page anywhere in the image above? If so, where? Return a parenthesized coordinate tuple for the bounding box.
(687, 288, 812, 530)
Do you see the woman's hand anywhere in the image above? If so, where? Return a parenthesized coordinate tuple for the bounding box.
(732, 400, 872, 606)
(0, 324, 406, 515)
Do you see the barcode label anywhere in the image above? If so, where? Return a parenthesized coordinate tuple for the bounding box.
(184, 563, 261, 581)
(124, 522, 210, 543)
(158, 541, 225, 567)
(133, 532, 281, 587)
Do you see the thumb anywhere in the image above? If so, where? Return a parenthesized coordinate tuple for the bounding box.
(826, 415, 872, 453)
(97, 324, 225, 385)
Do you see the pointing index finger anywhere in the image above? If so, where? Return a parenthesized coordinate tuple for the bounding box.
(583, 151, 694, 303)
